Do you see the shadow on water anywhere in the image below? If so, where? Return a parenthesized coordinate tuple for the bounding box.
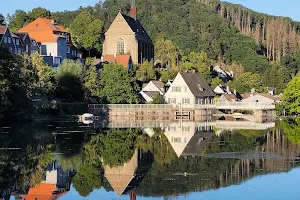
(1, 117, 300, 199)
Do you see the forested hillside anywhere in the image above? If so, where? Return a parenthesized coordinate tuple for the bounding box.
(5, 0, 300, 97)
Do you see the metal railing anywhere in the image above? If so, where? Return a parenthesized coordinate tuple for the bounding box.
(88, 102, 276, 110)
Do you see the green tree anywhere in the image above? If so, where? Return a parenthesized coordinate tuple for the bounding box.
(8, 10, 28, 32)
(88, 129, 139, 167)
(0, 14, 5, 25)
(56, 59, 85, 80)
(84, 66, 101, 98)
(69, 10, 103, 55)
(55, 60, 85, 102)
(263, 64, 290, 94)
(72, 163, 104, 197)
(136, 60, 156, 82)
(282, 118, 300, 144)
(28, 7, 51, 21)
(228, 72, 264, 93)
(31, 52, 56, 94)
(210, 77, 222, 89)
(282, 75, 300, 115)
(155, 34, 180, 67)
(0, 46, 32, 119)
(99, 63, 139, 104)
(149, 94, 165, 104)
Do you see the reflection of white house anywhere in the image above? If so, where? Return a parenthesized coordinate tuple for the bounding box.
(140, 80, 166, 102)
(241, 93, 281, 104)
(164, 122, 214, 157)
(142, 128, 155, 137)
(164, 122, 197, 157)
(164, 72, 215, 108)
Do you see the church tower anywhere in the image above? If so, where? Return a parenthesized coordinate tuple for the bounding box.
(102, 0, 154, 65)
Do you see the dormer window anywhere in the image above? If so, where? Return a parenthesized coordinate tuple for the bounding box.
(36, 23, 39, 28)
(198, 84, 204, 91)
(117, 38, 124, 54)
(66, 35, 70, 42)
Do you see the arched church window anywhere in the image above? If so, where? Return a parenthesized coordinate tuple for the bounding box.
(117, 39, 125, 54)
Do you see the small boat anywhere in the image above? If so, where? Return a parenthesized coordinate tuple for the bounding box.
(79, 113, 94, 125)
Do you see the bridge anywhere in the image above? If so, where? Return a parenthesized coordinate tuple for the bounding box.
(88, 102, 275, 111)
(88, 102, 276, 120)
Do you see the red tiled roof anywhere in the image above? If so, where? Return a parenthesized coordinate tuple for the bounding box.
(18, 18, 70, 43)
(11, 33, 19, 38)
(0, 25, 7, 34)
(19, 183, 67, 200)
(102, 54, 131, 68)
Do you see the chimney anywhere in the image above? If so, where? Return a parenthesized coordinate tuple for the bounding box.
(130, 0, 137, 20)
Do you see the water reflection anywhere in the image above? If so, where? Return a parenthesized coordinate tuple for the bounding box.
(1, 118, 300, 199)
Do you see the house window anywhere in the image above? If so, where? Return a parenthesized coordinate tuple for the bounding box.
(168, 98, 176, 104)
(26, 44, 29, 53)
(172, 137, 182, 143)
(183, 98, 190, 104)
(3, 37, 7, 43)
(66, 35, 70, 42)
(55, 57, 61, 65)
(117, 38, 124, 54)
(67, 46, 70, 53)
(172, 87, 181, 92)
(182, 126, 190, 132)
(8, 37, 11, 44)
(16, 39, 19, 45)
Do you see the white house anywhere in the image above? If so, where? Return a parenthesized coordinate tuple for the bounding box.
(241, 93, 282, 104)
(164, 72, 215, 108)
(140, 80, 165, 102)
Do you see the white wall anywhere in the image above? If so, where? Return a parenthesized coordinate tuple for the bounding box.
(42, 42, 58, 57)
(242, 95, 275, 104)
(164, 73, 195, 108)
(142, 81, 164, 94)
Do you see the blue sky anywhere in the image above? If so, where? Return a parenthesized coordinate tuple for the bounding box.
(0, 0, 299, 22)
(223, 0, 300, 21)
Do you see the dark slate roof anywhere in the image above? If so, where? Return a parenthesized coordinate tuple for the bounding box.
(181, 72, 215, 98)
(15, 32, 28, 40)
(143, 91, 161, 99)
(182, 132, 214, 156)
(120, 13, 152, 41)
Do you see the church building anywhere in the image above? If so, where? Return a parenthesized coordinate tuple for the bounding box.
(102, 0, 154, 65)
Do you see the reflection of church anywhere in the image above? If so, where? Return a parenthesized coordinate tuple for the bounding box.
(19, 159, 75, 200)
(104, 148, 153, 198)
(102, 0, 154, 64)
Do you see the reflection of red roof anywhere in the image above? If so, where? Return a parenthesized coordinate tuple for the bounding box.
(19, 183, 67, 200)
(18, 18, 70, 43)
(102, 55, 131, 68)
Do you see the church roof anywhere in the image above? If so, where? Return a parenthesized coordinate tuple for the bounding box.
(120, 12, 152, 41)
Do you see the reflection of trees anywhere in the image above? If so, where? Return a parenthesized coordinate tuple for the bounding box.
(282, 118, 300, 144)
(86, 129, 139, 167)
(72, 163, 104, 197)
